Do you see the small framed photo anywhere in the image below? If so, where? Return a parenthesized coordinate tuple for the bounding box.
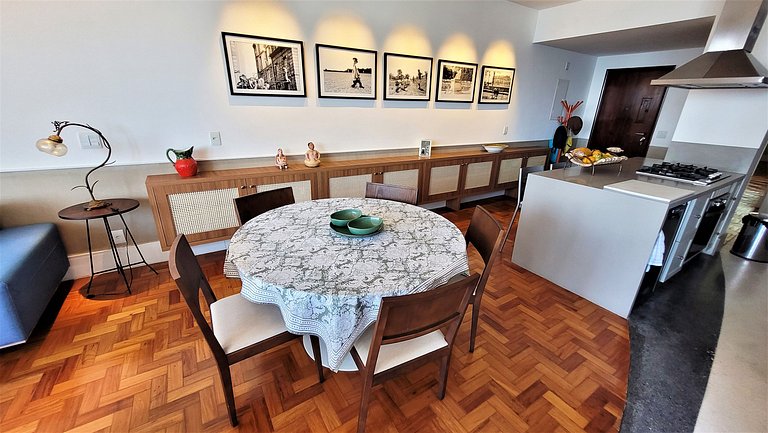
(479, 66, 515, 104)
(383, 53, 433, 101)
(435, 59, 478, 103)
(221, 32, 306, 97)
(316, 44, 377, 99)
(419, 140, 432, 158)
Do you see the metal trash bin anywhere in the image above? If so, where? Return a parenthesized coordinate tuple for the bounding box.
(730, 212, 768, 263)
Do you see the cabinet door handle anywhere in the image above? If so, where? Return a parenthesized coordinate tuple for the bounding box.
(677, 255, 684, 260)
(249, 185, 257, 188)
(694, 214, 701, 219)
(240, 185, 247, 189)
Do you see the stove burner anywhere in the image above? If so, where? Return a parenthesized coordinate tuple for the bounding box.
(636, 162, 729, 185)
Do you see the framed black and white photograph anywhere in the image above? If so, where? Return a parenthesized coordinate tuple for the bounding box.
(479, 66, 515, 104)
(419, 139, 432, 158)
(435, 59, 478, 103)
(316, 44, 377, 99)
(383, 53, 432, 101)
(221, 32, 306, 97)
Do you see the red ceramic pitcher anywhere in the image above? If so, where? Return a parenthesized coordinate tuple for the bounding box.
(166, 147, 198, 177)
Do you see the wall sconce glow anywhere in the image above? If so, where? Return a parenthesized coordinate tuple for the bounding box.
(36, 121, 115, 210)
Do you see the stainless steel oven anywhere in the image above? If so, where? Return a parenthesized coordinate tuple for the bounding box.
(687, 193, 730, 259)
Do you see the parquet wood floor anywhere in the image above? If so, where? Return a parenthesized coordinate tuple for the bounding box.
(0, 200, 630, 432)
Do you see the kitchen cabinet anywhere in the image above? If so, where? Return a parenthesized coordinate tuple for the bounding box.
(146, 145, 547, 250)
(422, 154, 496, 209)
(323, 162, 420, 199)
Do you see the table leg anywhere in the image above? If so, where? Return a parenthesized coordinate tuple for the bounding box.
(117, 212, 158, 275)
(85, 219, 96, 298)
(102, 217, 132, 293)
(301, 335, 358, 372)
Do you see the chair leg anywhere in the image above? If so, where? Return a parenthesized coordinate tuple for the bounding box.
(437, 353, 452, 400)
(217, 365, 239, 427)
(309, 335, 325, 383)
(469, 297, 482, 353)
(357, 375, 374, 433)
(499, 204, 521, 252)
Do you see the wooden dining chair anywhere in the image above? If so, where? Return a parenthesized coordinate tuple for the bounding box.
(169, 234, 324, 427)
(364, 182, 418, 205)
(464, 205, 504, 352)
(234, 186, 295, 225)
(350, 273, 480, 433)
(499, 165, 546, 252)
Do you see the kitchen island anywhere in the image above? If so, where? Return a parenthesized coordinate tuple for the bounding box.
(511, 157, 744, 318)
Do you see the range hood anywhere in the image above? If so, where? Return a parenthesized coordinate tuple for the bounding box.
(651, 0, 768, 89)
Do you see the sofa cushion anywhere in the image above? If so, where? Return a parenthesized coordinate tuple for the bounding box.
(0, 223, 69, 347)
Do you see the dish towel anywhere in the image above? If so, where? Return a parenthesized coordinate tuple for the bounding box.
(646, 231, 665, 272)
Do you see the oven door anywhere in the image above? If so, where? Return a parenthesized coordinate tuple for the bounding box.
(687, 193, 730, 259)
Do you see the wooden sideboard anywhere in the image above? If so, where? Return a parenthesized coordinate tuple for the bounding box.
(146, 146, 548, 250)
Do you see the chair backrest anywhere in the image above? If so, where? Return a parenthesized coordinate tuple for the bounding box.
(169, 234, 226, 358)
(518, 165, 546, 204)
(364, 182, 418, 205)
(234, 187, 295, 225)
(364, 273, 480, 366)
(465, 206, 504, 296)
(549, 161, 568, 170)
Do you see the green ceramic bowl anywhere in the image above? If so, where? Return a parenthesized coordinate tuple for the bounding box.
(330, 208, 362, 226)
(347, 216, 383, 235)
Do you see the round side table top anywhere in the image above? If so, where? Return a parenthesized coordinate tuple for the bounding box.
(58, 198, 140, 221)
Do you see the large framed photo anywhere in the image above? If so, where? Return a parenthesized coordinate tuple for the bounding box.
(221, 32, 306, 97)
(316, 44, 377, 99)
(479, 66, 515, 104)
(383, 53, 432, 101)
(435, 59, 478, 103)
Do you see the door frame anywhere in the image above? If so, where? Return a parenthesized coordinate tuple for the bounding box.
(588, 65, 675, 156)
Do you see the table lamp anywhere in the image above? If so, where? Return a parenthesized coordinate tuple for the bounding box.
(36, 121, 114, 210)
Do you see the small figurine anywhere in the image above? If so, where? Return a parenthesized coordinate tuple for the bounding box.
(304, 142, 321, 168)
(275, 148, 288, 170)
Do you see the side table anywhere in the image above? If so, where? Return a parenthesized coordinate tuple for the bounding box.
(58, 198, 158, 298)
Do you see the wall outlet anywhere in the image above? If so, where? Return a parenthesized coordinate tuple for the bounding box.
(210, 131, 222, 146)
(502, 126, 509, 135)
(111, 229, 126, 244)
(79, 132, 102, 149)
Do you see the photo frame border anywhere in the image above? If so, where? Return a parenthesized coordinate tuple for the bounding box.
(434, 59, 479, 103)
(383, 52, 433, 101)
(221, 32, 307, 97)
(478, 65, 516, 105)
(315, 43, 378, 100)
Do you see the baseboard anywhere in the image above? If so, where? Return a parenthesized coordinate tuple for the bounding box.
(63, 239, 229, 280)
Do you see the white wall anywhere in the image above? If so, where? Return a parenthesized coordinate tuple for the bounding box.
(580, 48, 703, 147)
(534, 0, 724, 43)
(0, 0, 597, 172)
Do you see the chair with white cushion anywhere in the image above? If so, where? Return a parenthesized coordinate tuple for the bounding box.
(169, 234, 324, 427)
(350, 273, 480, 433)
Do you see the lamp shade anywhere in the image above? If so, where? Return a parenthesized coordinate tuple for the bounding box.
(36, 135, 68, 156)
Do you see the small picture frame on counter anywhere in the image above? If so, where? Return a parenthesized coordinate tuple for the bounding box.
(419, 140, 432, 158)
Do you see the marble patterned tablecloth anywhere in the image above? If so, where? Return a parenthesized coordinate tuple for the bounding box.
(224, 198, 469, 371)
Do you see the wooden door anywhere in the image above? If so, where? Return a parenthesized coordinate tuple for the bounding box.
(589, 66, 674, 157)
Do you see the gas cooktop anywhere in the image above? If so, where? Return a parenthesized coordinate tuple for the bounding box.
(636, 162, 730, 186)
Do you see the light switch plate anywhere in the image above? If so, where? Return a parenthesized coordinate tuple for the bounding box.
(79, 132, 102, 149)
(210, 132, 222, 146)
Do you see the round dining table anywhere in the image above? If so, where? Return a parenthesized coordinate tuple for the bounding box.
(224, 197, 469, 371)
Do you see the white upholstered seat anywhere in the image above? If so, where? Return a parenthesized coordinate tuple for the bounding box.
(210, 296, 288, 355)
(353, 325, 448, 375)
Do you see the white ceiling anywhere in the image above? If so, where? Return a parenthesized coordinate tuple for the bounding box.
(507, 0, 714, 56)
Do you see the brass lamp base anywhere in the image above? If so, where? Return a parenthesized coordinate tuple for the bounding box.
(83, 199, 112, 211)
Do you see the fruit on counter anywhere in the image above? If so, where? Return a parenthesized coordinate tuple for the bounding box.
(571, 147, 591, 158)
(581, 157, 591, 164)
